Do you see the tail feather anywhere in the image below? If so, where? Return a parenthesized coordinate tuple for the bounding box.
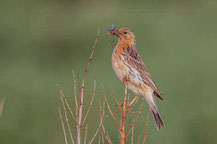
(145, 90, 164, 131)
(151, 109, 164, 131)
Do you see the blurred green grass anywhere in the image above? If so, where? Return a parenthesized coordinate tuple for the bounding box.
(0, 0, 217, 143)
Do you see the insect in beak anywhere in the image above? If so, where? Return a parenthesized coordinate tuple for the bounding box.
(107, 24, 118, 36)
(109, 24, 116, 32)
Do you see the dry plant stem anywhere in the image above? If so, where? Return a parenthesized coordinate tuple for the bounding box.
(82, 80, 96, 125)
(102, 84, 120, 129)
(64, 98, 77, 123)
(72, 71, 79, 119)
(127, 93, 130, 105)
(142, 108, 151, 144)
(126, 102, 144, 139)
(101, 134, 105, 144)
(59, 88, 75, 144)
(89, 100, 105, 144)
(57, 84, 76, 123)
(101, 123, 113, 144)
(129, 95, 139, 107)
(77, 72, 82, 95)
(98, 136, 101, 144)
(89, 115, 104, 143)
(0, 99, 5, 118)
(137, 134, 142, 144)
(84, 124, 88, 144)
(120, 85, 128, 144)
(77, 25, 100, 144)
(129, 98, 139, 112)
(58, 85, 76, 123)
(59, 107, 68, 144)
(110, 86, 122, 112)
(100, 100, 112, 144)
(131, 125, 135, 144)
(106, 132, 113, 144)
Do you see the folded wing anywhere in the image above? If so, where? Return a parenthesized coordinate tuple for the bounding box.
(125, 46, 163, 100)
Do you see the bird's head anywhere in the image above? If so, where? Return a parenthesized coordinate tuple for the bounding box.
(107, 25, 135, 42)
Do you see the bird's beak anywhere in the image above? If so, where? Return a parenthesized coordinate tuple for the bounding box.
(106, 32, 112, 36)
(107, 29, 119, 36)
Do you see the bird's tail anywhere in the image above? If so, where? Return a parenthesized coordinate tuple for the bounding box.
(151, 107, 164, 131)
(145, 91, 164, 131)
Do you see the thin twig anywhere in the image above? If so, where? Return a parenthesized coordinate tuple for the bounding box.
(77, 25, 100, 144)
(106, 132, 113, 144)
(72, 70, 79, 119)
(101, 134, 105, 144)
(89, 100, 104, 144)
(84, 124, 88, 144)
(120, 85, 128, 144)
(102, 84, 120, 130)
(137, 134, 142, 144)
(131, 125, 135, 144)
(110, 86, 122, 112)
(129, 96, 139, 112)
(126, 102, 144, 139)
(64, 99, 77, 123)
(59, 88, 75, 144)
(100, 100, 113, 144)
(101, 124, 113, 144)
(142, 108, 151, 144)
(77, 72, 81, 95)
(82, 80, 96, 125)
(127, 93, 130, 106)
(58, 84, 76, 123)
(59, 107, 68, 144)
(98, 135, 101, 144)
(0, 99, 5, 118)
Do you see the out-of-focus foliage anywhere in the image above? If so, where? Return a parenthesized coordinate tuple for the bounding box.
(0, 0, 217, 143)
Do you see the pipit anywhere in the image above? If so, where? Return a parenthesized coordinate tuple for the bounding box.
(108, 25, 164, 130)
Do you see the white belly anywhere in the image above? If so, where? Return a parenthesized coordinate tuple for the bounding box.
(112, 55, 145, 95)
(112, 60, 127, 81)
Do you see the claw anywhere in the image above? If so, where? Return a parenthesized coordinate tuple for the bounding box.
(115, 103, 135, 114)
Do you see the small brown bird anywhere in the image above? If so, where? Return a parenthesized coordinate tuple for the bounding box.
(108, 25, 164, 130)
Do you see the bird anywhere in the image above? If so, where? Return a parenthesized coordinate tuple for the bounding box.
(108, 24, 164, 131)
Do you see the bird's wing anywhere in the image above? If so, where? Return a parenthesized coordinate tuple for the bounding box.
(125, 46, 163, 100)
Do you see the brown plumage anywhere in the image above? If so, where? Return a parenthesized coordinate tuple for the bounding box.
(108, 25, 164, 130)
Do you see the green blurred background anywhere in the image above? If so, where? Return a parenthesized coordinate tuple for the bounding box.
(1, 0, 217, 143)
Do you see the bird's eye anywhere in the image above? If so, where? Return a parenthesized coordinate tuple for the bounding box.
(123, 31, 127, 34)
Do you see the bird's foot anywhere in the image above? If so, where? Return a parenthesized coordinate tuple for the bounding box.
(115, 103, 135, 114)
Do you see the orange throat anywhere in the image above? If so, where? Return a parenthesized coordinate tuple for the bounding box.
(117, 39, 135, 51)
